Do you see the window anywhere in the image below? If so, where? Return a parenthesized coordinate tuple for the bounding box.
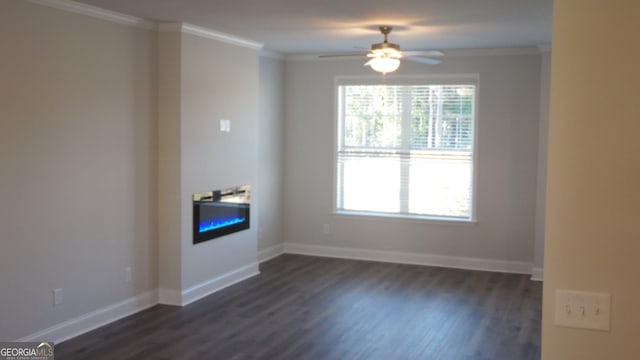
(336, 77, 477, 221)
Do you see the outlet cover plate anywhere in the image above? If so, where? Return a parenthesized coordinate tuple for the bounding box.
(125, 267, 132, 283)
(53, 288, 63, 306)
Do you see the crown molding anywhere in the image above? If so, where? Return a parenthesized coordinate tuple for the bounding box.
(26, 1, 548, 56)
(260, 48, 285, 60)
(26, 1, 263, 51)
(156, 23, 183, 33)
(26, 0, 156, 30)
(159, 22, 263, 50)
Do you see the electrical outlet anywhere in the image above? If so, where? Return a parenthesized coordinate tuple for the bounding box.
(555, 289, 611, 331)
(322, 223, 331, 235)
(53, 288, 63, 306)
(125, 267, 132, 283)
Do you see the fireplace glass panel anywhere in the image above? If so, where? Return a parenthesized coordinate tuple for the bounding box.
(193, 185, 250, 244)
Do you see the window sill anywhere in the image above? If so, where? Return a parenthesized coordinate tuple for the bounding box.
(333, 210, 477, 226)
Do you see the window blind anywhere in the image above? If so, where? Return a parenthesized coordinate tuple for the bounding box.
(336, 83, 476, 220)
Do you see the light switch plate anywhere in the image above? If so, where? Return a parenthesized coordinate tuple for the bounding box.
(219, 119, 231, 132)
(554, 289, 611, 331)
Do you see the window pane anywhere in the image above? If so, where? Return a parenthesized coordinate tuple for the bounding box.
(340, 155, 400, 213)
(337, 82, 476, 220)
(343, 86, 402, 148)
(408, 152, 472, 218)
(411, 86, 474, 151)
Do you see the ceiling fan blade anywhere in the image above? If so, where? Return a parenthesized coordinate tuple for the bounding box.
(318, 53, 369, 58)
(402, 50, 444, 57)
(404, 56, 442, 65)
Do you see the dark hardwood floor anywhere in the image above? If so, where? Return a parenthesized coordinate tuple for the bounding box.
(55, 254, 542, 360)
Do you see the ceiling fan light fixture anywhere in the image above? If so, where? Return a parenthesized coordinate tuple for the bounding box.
(365, 57, 401, 73)
(364, 30, 403, 74)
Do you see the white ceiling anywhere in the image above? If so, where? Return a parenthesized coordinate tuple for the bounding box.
(74, 0, 553, 54)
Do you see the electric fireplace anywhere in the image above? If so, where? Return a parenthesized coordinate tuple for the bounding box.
(193, 185, 250, 244)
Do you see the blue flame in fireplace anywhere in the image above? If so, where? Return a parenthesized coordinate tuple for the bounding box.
(199, 217, 247, 233)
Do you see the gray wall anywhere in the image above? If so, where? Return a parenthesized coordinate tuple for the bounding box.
(157, 28, 262, 296)
(0, 1, 278, 340)
(157, 30, 183, 294)
(0, 0, 546, 342)
(258, 55, 285, 252)
(533, 51, 551, 276)
(179, 33, 260, 290)
(283, 53, 541, 263)
(0, 1, 157, 340)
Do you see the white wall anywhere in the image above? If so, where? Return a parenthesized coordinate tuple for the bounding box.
(258, 55, 285, 252)
(0, 0, 157, 340)
(542, 0, 640, 358)
(283, 53, 541, 266)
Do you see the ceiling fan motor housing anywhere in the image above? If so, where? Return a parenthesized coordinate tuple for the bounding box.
(371, 26, 401, 56)
(371, 42, 401, 52)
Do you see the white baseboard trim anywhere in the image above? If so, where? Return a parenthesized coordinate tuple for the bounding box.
(180, 262, 260, 306)
(15, 246, 535, 345)
(17, 262, 261, 344)
(16, 290, 158, 344)
(530, 267, 544, 281)
(158, 288, 183, 306)
(283, 242, 533, 275)
(258, 244, 285, 263)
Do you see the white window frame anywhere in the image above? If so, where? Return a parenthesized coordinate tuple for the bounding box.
(333, 75, 479, 223)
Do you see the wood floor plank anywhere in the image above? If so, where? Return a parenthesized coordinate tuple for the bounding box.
(55, 254, 542, 360)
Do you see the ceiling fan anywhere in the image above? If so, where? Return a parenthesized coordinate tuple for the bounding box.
(319, 26, 444, 74)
